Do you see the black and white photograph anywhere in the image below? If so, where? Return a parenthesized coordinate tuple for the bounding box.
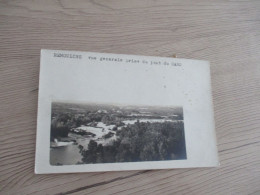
(50, 102, 187, 165)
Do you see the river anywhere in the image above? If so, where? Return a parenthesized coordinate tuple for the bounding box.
(50, 143, 82, 165)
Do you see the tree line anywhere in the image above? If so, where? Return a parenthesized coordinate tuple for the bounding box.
(80, 121, 186, 163)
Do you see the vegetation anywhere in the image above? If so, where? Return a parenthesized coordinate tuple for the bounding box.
(103, 132, 115, 139)
(51, 114, 72, 140)
(81, 121, 186, 163)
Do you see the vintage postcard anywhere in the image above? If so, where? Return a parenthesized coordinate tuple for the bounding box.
(35, 49, 219, 174)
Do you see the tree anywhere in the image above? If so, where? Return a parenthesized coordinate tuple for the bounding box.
(50, 116, 71, 140)
(85, 140, 98, 163)
(81, 121, 186, 164)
